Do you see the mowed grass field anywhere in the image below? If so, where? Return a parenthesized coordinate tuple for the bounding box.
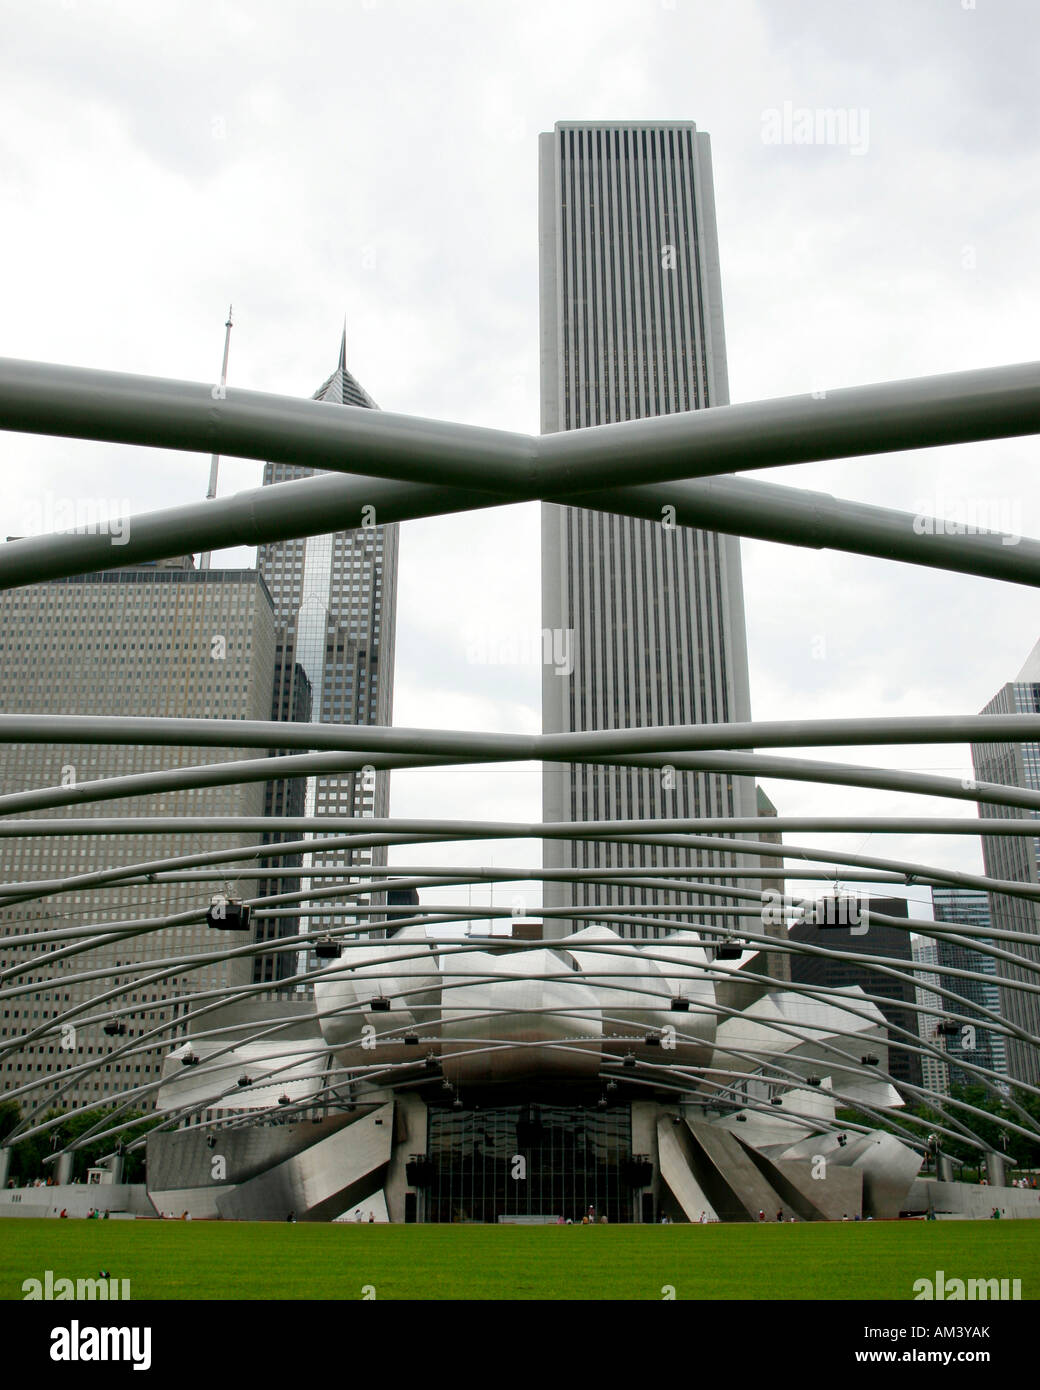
(1, 1219, 1037, 1300)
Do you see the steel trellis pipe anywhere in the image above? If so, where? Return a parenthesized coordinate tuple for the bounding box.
(4, 710, 1040, 754)
(2, 354, 1039, 496)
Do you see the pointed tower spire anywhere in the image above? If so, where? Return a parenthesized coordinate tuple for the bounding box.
(312, 318, 378, 409)
(199, 304, 234, 570)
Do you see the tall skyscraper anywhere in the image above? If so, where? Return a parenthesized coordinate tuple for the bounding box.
(970, 643, 1040, 1087)
(929, 887, 1008, 1087)
(0, 557, 277, 1110)
(257, 332, 399, 970)
(539, 121, 756, 940)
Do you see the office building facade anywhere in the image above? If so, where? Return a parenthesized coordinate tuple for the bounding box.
(0, 558, 277, 1111)
(912, 937, 951, 1097)
(539, 121, 756, 940)
(971, 643, 1040, 1087)
(929, 887, 1008, 1087)
(755, 786, 790, 982)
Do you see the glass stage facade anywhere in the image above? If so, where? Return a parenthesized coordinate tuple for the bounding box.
(422, 1104, 634, 1224)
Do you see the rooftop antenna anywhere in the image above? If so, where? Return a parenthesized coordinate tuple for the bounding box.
(199, 303, 233, 570)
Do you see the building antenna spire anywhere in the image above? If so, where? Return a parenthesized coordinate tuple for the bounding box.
(199, 303, 233, 571)
(339, 316, 347, 371)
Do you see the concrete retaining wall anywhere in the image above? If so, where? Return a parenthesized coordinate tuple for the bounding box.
(0, 1185, 153, 1218)
(907, 1179, 1040, 1219)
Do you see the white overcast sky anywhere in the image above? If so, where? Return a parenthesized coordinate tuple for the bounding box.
(1, 0, 1038, 925)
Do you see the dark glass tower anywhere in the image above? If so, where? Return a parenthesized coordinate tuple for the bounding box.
(788, 897, 924, 1095)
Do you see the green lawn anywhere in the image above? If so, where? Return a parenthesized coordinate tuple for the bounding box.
(1, 1219, 1036, 1300)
